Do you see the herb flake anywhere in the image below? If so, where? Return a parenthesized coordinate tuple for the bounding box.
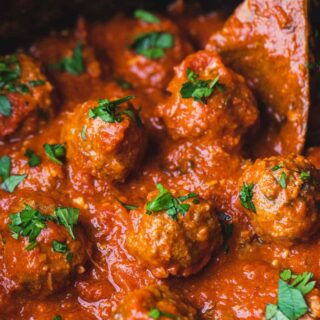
(239, 182, 256, 213)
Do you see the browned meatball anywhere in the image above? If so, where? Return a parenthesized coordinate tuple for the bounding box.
(90, 13, 192, 89)
(63, 95, 146, 181)
(0, 192, 89, 297)
(238, 155, 320, 243)
(126, 184, 222, 278)
(157, 50, 259, 149)
(0, 53, 53, 139)
(113, 285, 199, 320)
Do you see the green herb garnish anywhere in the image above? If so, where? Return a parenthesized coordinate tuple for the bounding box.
(50, 42, 85, 76)
(115, 77, 132, 90)
(148, 308, 176, 319)
(54, 207, 79, 240)
(279, 172, 288, 189)
(0, 95, 11, 116)
(8, 204, 48, 249)
(25, 149, 41, 167)
(28, 80, 45, 87)
(239, 182, 256, 213)
(88, 96, 139, 124)
(130, 32, 174, 59)
(266, 269, 316, 320)
(52, 240, 68, 253)
(44, 143, 66, 165)
(271, 164, 283, 171)
(180, 68, 224, 103)
(81, 126, 86, 141)
(115, 197, 138, 210)
(66, 252, 73, 263)
(0, 155, 26, 192)
(134, 9, 160, 24)
(53, 316, 62, 320)
(146, 184, 198, 220)
(300, 171, 310, 181)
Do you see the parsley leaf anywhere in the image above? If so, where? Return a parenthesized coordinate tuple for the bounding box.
(148, 308, 176, 319)
(1, 175, 27, 193)
(50, 42, 85, 76)
(53, 316, 62, 320)
(52, 240, 68, 253)
(0, 155, 11, 180)
(0, 155, 26, 192)
(300, 171, 310, 181)
(239, 182, 256, 213)
(81, 126, 86, 141)
(88, 96, 138, 124)
(8, 204, 48, 249)
(272, 164, 283, 171)
(44, 143, 66, 165)
(180, 68, 224, 103)
(28, 80, 45, 87)
(54, 207, 79, 240)
(115, 78, 132, 90)
(266, 269, 316, 320)
(134, 9, 160, 24)
(130, 32, 174, 59)
(115, 197, 138, 210)
(279, 172, 288, 189)
(146, 184, 198, 220)
(25, 149, 41, 167)
(0, 95, 11, 116)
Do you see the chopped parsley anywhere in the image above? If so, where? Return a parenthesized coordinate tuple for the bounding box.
(28, 80, 45, 87)
(50, 42, 85, 76)
(0, 155, 26, 193)
(115, 197, 138, 210)
(180, 68, 224, 103)
(134, 9, 160, 24)
(279, 172, 288, 189)
(146, 183, 198, 220)
(66, 252, 73, 263)
(52, 240, 68, 253)
(88, 96, 140, 124)
(271, 164, 283, 171)
(266, 269, 316, 320)
(25, 149, 41, 167)
(54, 207, 79, 240)
(0, 95, 12, 116)
(81, 126, 86, 141)
(8, 204, 49, 249)
(148, 308, 176, 319)
(44, 143, 66, 165)
(53, 316, 62, 320)
(218, 212, 234, 253)
(239, 182, 256, 213)
(115, 77, 132, 90)
(300, 171, 310, 181)
(130, 32, 174, 59)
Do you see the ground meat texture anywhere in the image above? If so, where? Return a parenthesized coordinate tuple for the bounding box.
(126, 189, 222, 278)
(63, 97, 146, 181)
(113, 285, 200, 320)
(0, 192, 89, 297)
(238, 155, 320, 243)
(0, 53, 53, 139)
(90, 14, 192, 90)
(157, 50, 259, 149)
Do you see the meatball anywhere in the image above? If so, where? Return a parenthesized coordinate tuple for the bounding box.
(0, 192, 89, 297)
(238, 154, 320, 243)
(113, 285, 199, 320)
(90, 13, 192, 89)
(0, 53, 53, 139)
(157, 50, 259, 149)
(126, 185, 222, 278)
(63, 96, 146, 181)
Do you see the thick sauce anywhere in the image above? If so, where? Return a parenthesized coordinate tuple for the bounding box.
(0, 2, 319, 320)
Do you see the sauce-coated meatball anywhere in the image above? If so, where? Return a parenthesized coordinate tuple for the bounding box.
(126, 184, 222, 278)
(157, 50, 258, 149)
(0, 53, 53, 139)
(113, 285, 199, 320)
(0, 192, 89, 297)
(91, 14, 192, 89)
(63, 96, 146, 181)
(238, 155, 320, 243)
